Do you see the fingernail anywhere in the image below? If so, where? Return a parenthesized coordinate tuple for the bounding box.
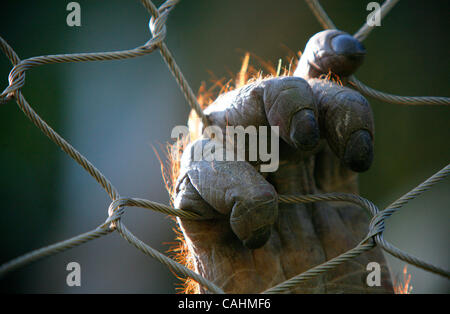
(343, 130, 373, 172)
(290, 109, 320, 151)
(331, 34, 366, 57)
(243, 225, 271, 249)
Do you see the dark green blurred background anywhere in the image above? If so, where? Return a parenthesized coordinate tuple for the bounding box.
(0, 0, 448, 293)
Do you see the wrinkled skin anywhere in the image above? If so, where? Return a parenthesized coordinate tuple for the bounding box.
(174, 30, 393, 293)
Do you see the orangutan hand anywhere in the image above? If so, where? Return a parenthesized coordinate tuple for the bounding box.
(175, 74, 374, 249)
(172, 30, 392, 293)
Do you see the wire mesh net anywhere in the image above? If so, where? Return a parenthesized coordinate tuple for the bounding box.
(0, 0, 448, 294)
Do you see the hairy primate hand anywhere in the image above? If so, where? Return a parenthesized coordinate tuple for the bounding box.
(173, 30, 392, 293)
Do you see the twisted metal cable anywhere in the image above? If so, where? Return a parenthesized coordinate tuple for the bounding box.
(2, 166, 448, 291)
(0, 36, 20, 104)
(264, 193, 379, 293)
(305, 0, 450, 106)
(0, 227, 113, 279)
(384, 164, 449, 212)
(0, 204, 126, 279)
(108, 197, 201, 221)
(0, 35, 121, 200)
(107, 198, 223, 293)
(0, 196, 221, 293)
(115, 222, 224, 293)
(0, 36, 20, 65)
(141, 0, 210, 127)
(264, 243, 375, 294)
(279, 193, 378, 216)
(371, 164, 450, 278)
(0, 0, 217, 293)
(0, 195, 215, 290)
(264, 166, 450, 293)
(349, 76, 450, 106)
(0, 7, 169, 102)
(13, 90, 120, 201)
(304, 0, 337, 29)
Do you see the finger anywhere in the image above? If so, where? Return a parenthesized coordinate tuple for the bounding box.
(343, 129, 373, 172)
(289, 109, 320, 151)
(174, 172, 220, 220)
(177, 138, 278, 249)
(205, 76, 320, 152)
(174, 175, 267, 293)
(308, 78, 374, 172)
(262, 76, 320, 151)
(295, 29, 366, 80)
